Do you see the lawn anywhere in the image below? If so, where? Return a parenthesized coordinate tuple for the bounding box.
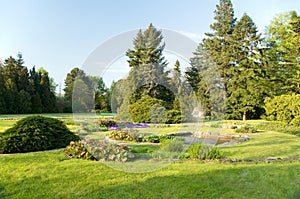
(0, 116, 300, 198)
(1, 150, 300, 198)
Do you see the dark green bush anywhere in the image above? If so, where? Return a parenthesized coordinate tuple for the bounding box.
(235, 125, 257, 133)
(185, 143, 223, 160)
(64, 141, 95, 160)
(0, 116, 79, 153)
(129, 96, 166, 123)
(108, 129, 139, 141)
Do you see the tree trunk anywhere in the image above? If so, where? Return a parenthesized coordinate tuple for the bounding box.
(243, 111, 246, 122)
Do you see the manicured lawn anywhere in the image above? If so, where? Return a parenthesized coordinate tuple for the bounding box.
(1, 116, 300, 198)
(0, 150, 300, 198)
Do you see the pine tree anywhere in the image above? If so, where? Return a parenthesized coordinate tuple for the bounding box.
(204, 0, 236, 93)
(227, 13, 266, 120)
(125, 23, 172, 103)
(0, 63, 6, 113)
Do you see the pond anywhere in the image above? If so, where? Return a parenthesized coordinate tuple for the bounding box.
(168, 132, 250, 146)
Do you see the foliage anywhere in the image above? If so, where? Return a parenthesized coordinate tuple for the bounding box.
(142, 135, 174, 143)
(65, 139, 131, 162)
(264, 11, 300, 95)
(160, 138, 184, 153)
(264, 94, 300, 125)
(166, 109, 183, 124)
(98, 118, 117, 128)
(129, 95, 166, 123)
(84, 139, 131, 162)
(254, 121, 300, 136)
(0, 54, 58, 114)
(64, 140, 95, 160)
(235, 125, 257, 133)
(185, 143, 224, 160)
(0, 116, 79, 153)
(108, 129, 140, 141)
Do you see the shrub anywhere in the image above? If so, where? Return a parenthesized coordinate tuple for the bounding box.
(185, 143, 223, 160)
(166, 110, 183, 124)
(129, 96, 166, 123)
(98, 118, 117, 128)
(84, 139, 131, 162)
(264, 94, 300, 125)
(108, 129, 139, 141)
(64, 140, 95, 160)
(64, 139, 131, 162)
(0, 116, 79, 154)
(235, 125, 257, 133)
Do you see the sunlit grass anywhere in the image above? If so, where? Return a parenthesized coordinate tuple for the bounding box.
(0, 150, 300, 198)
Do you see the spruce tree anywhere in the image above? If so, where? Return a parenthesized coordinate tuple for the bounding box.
(227, 13, 266, 120)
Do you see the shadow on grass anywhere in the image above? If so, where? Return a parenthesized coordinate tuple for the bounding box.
(96, 162, 300, 199)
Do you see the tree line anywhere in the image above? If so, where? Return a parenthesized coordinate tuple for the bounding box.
(1, 0, 299, 121)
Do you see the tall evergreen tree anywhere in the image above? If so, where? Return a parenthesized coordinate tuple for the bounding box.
(38, 68, 57, 113)
(0, 63, 6, 113)
(3, 57, 19, 113)
(227, 13, 266, 120)
(125, 23, 172, 104)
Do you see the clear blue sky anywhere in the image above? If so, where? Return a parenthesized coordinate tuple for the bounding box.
(0, 0, 299, 89)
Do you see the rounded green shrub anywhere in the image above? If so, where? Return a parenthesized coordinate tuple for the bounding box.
(0, 116, 79, 153)
(129, 95, 166, 123)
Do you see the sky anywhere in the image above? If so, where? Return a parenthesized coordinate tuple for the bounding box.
(0, 0, 299, 91)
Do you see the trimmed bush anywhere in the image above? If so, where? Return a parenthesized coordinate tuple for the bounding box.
(0, 116, 79, 153)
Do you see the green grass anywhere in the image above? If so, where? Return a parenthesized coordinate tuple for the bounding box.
(1, 116, 300, 198)
(0, 150, 300, 198)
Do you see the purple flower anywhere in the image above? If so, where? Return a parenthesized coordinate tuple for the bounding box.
(108, 126, 119, 130)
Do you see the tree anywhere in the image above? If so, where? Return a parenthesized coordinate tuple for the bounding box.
(118, 23, 173, 120)
(227, 13, 266, 120)
(188, 0, 236, 119)
(3, 57, 19, 113)
(264, 11, 300, 95)
(125, 23, 172, 104)
(63, 67, 91, 112)
(0, 63, 6, 113)
(29, 67, 42, 113)
(38, 69, 57, 113)
(88, 76, 111, 112)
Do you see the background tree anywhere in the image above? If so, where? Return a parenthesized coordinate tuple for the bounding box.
(88, 76, 111, 112)
(264, 11, 300, 95)
(63, 67, 91, 112)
